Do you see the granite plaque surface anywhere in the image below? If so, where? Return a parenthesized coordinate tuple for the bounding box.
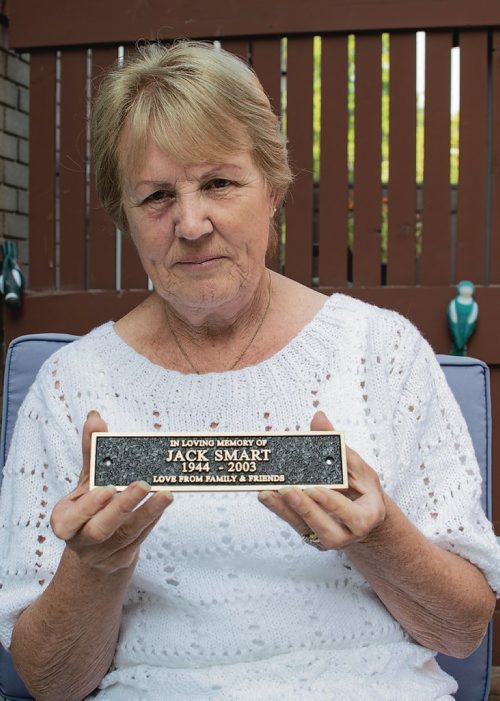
(90, 432, 347, 492)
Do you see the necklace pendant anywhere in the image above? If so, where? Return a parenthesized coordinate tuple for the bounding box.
(165, 271, 273, 374)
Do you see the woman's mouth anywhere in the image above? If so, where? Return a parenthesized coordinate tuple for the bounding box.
(175, 255, 226, 269)
(176, 254, 226, 273)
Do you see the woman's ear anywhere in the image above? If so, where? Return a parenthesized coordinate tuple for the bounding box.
(269, 190, 280, 218)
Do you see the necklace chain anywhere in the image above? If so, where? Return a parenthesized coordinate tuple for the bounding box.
(165, 271, 272, 374)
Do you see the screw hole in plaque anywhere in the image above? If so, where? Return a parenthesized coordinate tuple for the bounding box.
(325, 457, 334, 466)
(103, 457, 113, 468)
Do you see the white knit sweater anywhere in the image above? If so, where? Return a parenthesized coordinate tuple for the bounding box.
(1, 294, 499, 701)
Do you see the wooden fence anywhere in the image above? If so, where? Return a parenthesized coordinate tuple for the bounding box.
(6, 0, 500, 658)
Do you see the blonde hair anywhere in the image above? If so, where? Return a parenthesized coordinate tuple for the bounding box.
(92, 41, 292, 232)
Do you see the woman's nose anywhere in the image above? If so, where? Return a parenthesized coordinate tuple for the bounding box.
(173, 193, 213, 241)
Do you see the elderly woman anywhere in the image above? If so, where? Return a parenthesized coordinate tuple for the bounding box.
(0, 41, 499, 701)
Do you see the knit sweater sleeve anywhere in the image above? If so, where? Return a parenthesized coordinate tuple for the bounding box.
(389, 326, 500, 594)
(0, 352, 82, 649)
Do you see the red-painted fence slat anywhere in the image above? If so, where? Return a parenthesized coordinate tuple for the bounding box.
(251, 37, 283, 272)
(353, 33, 382, 285)
(10, 0, 500, 51)
(29, 52, 57, 290)
(88, 46, 119, 290)
(420, 32, 453, 285)
(387, 32, 417, 285)
(221, 39, 250, 63)
(285, 36, 314, 285)
(490, 31, 500, 284)
(319, 34, 349, 287)
(118, 46, 157, 290)
(59, 49, 87, 290)
(251, 37, 282, 117)
(455, 31, 489, 284)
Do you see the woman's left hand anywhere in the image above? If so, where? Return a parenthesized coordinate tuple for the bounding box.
(259, 411, 495, 656)
(258, 411, 387, 550)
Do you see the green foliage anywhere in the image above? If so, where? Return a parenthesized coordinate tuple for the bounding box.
(381, 33, 390, 185)
(416, 104, 425, 184)
(347, 35, 355, 251)
(280, 37, 288, 137)
(313, 36, 321, 181)
(450, 111, 459, 185)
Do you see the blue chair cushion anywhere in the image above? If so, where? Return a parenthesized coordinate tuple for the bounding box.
(0, 339, 493, 701)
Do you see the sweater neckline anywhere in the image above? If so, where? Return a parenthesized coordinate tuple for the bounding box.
(106, 292, 344, 382)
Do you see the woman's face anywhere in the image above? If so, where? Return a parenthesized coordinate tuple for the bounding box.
(120, 133, 276, 322)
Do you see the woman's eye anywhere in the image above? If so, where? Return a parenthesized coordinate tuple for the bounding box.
(207, 178, 232, 191)
(145, 190, 171, 204)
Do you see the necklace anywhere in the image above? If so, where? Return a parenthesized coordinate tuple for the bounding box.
(165, 270, 272, 374)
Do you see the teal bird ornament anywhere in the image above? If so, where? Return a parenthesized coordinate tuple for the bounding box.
(447, 280, 478, 356)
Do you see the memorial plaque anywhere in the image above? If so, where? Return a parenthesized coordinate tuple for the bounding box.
(90, 432, 347, 492)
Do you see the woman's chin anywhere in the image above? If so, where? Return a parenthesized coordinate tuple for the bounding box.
(158, 282, 244, 317)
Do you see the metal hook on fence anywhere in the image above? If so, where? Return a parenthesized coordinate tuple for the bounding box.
(0, 241, 25, 310)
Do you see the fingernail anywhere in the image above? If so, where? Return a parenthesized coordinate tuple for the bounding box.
(94, 485, 116, 503)
(278, 486, 293, 494)
(258, 490, 274, 501)
(305, 486, 329, 504)
(87, 409, 101, 419)
(136, 480, 152, 492)
(279, 486, 300, 505)
(304, 487, 319, 497)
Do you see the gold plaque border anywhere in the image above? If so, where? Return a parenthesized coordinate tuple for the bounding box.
(89, 431, 348, 492)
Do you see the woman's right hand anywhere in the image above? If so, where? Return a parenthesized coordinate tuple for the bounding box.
(50, 410, 173, 574)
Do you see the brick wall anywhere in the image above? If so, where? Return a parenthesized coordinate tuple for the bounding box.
(0, 22, 29, 283)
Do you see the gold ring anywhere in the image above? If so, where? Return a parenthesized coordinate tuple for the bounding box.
(302, 530, 322, 546)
